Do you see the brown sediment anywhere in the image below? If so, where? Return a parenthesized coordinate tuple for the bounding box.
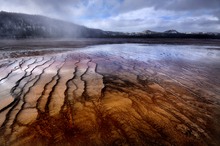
(0, 44, 220, 146)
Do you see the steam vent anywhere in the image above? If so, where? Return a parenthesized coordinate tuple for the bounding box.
(0, 44, 220, 146)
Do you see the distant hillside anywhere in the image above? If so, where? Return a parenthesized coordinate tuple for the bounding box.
(0, 11, 219, 39)
(129, 29, 220, 39)
(0, 11, 106, 38)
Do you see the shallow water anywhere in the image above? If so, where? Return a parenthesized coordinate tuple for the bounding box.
(78, 44, 220, 63)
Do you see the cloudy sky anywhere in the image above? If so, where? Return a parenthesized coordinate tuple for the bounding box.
(0, 0, 220, 32)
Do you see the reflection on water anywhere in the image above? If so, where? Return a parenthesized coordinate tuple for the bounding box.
(77, 44, 220, 63)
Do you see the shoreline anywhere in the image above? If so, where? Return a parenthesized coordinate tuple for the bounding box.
(0, 38, 220, 51)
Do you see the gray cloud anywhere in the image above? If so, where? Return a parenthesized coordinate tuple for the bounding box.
(165, 0, 220, 11)
(119, 0, 220, 12)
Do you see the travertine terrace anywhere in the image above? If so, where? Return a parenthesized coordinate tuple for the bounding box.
(0, 44, 220, 145)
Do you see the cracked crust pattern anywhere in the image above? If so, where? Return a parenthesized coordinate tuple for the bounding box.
(0, 44, 220, 146)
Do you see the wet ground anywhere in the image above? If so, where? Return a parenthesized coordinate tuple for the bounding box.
(0, 43, 220, 145)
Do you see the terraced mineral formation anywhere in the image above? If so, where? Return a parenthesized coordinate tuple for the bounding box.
(0, 44, 220, 146)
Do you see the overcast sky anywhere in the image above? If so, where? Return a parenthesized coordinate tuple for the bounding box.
(0, 0, 220, 32)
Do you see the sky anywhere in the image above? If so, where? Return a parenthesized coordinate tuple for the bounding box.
(0, 0, 220, 32)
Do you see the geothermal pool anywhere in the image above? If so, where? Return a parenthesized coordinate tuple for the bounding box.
(0, 44, 220, 145)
